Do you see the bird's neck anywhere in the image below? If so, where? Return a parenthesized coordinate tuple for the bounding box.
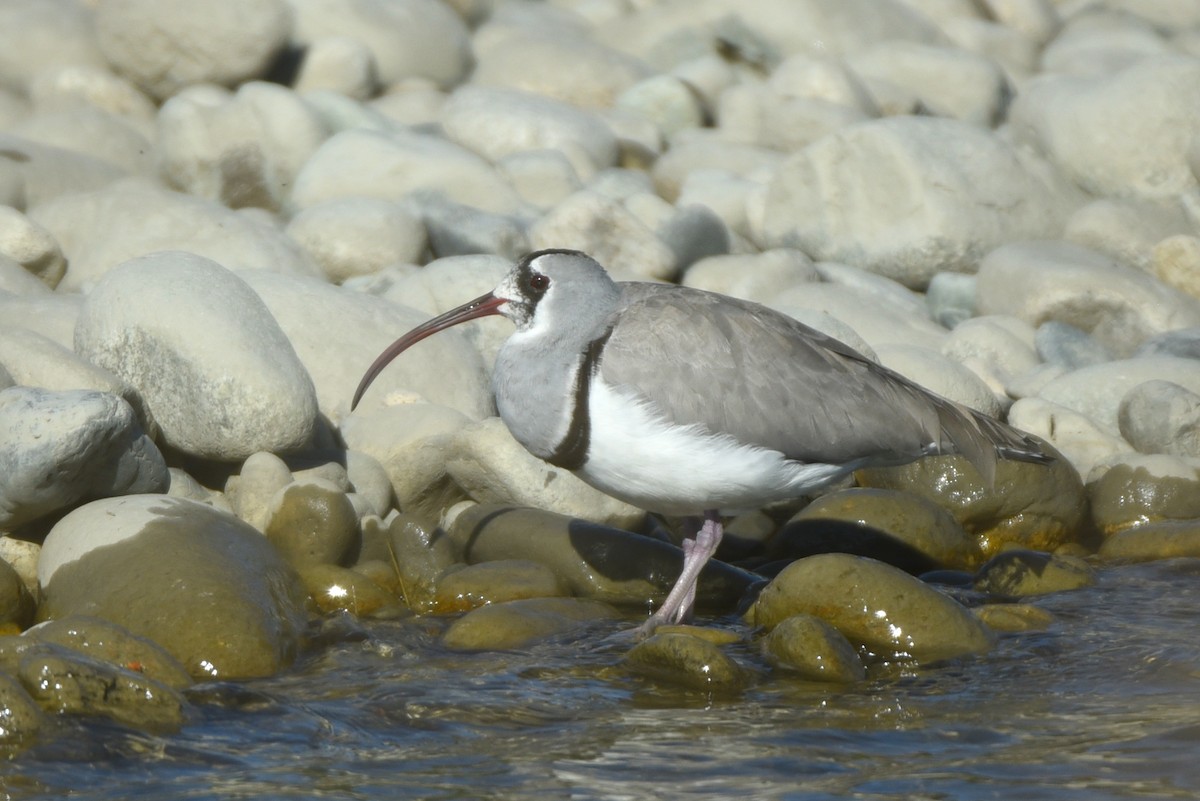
(492, 319, 610, 465)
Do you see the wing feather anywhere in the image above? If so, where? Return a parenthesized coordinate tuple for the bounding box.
(599, 284, 1048, 481)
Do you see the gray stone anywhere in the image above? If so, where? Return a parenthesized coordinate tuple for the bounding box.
(30, 181, 321, 292)
(285, 197, 426, 283)
(0, 206, 64, 288)
(761, 116, 1080, 289)
(1119, 380, 1200, 458)
(157, 82, 331, 212)
(239, 269, 491, 422)
(289, 0, 472, 89)
(95, 0, 291, 100)
(75, 252, 319, 461)
(0, 387, 167, 529)
(1035, 321, 1112, 370)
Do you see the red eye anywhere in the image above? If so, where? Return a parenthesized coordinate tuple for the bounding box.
(529, 273, 550, 292)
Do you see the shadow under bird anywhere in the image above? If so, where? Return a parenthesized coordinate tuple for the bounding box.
(352, 249, 1052, 631)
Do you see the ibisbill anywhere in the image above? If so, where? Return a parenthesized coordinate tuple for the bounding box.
(352, 249, 1052, 631)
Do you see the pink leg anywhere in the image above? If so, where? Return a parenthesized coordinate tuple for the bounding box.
(638, 510, 723, 635)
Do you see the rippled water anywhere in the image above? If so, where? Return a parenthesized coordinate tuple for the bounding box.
(4, 560, 1199, 800)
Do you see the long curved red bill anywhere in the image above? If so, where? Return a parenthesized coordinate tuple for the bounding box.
(351, 292, 507, 410)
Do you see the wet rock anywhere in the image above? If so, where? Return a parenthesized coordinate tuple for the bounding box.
(624, 631, 746, 693)
(95, 0, 291, 101)
(24, 615, 192, 690)
(973, 550, 1095, 598)
(750, 553, 994, 663)
(444, 417, 645, 531)
(770, 494, 975, 574)
(0, 669, 43, 748)
(1088, 456, 1200, 535)
(856, 450, 1087, 559)
(652, 624, 742, 646)
(38, 495, 310, 680)
(1118, 380, 1200, 458)
(298, 564, 404, 619)
(761, 614, 866, 683)
(17, 642, 186, 732)
(974, 603, 1054, 633)
(384, 513, 459, 613)
(0, 558, 33, 629)
(74, 252, 318, 460)
(442, 597, 620, 651)
(265, 479, 361, 568)
(0, 387, 168, 529)
(449, 505, 757, 614)
(433, 559, 568, 614)
(761, 116, 1075, 289)
(1098, 520, 1200, 563)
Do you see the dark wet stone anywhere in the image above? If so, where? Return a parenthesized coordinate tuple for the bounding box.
(0, 557, 33, 629)
(1099, 519, 1200, 562)
(623, 632, 746, 692)
(0, 669, 43, 748)
(750, 553, 993, 663)
(761, 614, 866, 683)
(24, 615, 192, 689)
(386, 512, 460, 613)
(448, 504, 757, 613)
(856, 449, 1087, 559)
(16, 642, 186, 732)
(298, 564, 406, 619)
(39, 495, 310, 680)
(1088, 461, 1200, 535)
(974, 603, 1054, 632)
(653, 624, 742, 645)
(265, 480, 361, 567)
(973, 549, 1095, 598)
(773, 487, 979, 570)
(433, 559, 569, 614)
(442, 597, 621, 651)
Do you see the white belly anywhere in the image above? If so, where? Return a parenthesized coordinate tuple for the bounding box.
(575, 379, 855, 515)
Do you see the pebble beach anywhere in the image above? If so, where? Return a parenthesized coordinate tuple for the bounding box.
(1, 0, 1199, 797)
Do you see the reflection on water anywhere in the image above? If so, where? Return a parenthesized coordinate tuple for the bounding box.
(4, 560, 1199, 800)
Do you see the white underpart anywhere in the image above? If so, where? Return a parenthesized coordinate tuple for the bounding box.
(579, 378, 854, 515)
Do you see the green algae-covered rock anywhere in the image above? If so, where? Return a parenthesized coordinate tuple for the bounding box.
(38, 495, 310, 680)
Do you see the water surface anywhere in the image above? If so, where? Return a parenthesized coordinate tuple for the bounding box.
(4, 560, 1198, 800)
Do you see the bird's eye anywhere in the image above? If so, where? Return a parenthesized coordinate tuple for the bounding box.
(528, 273, 550, 293)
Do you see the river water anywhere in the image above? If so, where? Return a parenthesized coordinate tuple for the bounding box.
(3, 559, 1198, 800)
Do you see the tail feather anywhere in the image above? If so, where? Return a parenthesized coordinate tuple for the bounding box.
(932, 397, 1053, 488)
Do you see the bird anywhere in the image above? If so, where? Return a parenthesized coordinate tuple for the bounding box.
(352, 249, 1052, 631)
